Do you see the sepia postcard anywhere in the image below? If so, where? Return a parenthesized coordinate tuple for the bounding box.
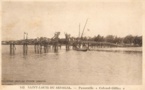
(0, 0, 145, 90)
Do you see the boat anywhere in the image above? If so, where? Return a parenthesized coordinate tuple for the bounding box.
(74, 47, 88, 51)
(74, 19, 89, 52)
(75, 47, 88, 51)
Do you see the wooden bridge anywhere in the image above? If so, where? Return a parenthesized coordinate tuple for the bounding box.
(5, 39, 123, 55)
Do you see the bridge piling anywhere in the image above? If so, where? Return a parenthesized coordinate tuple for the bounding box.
(10, 42, 16, 55)
(23, 43, 28, 55)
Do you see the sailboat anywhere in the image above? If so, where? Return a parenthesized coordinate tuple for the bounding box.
(75, 19, 88, 52)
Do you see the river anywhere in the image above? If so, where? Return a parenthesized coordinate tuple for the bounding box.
(2, 45, 142, 85)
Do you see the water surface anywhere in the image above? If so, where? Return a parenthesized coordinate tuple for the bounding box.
(2, 45, 142, 85)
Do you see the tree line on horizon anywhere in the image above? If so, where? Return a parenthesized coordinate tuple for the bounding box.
(2, 34, 142, 47)
(80, 34, 142, 46)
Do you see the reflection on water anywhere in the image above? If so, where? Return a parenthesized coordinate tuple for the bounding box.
(2, 45, 142, 85)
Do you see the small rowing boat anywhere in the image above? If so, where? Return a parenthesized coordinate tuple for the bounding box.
(74, 47, 88, 52)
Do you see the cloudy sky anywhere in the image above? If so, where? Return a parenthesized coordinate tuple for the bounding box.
(2, 1, 142, 40)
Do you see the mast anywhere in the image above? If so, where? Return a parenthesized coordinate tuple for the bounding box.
(26, 33, 28, 40)
(81, 18, 88, 38)
(24, 32, 25, 40)
(79, 23, 80, 38)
